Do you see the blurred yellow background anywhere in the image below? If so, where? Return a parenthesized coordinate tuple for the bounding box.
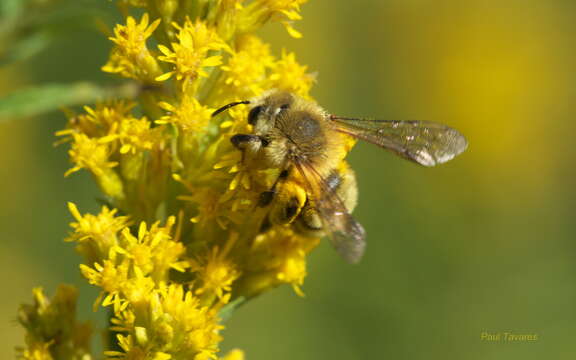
(2, 0, 576, 358)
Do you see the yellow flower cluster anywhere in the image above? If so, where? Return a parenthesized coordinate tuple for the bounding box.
(20, 1, 326, 359)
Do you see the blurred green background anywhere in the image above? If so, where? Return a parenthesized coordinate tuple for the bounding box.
(2, 0, 576, 359)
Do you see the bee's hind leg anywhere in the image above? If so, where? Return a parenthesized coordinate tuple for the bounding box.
(294, 201, 324, 236)
(294, 165, 358, 237)
(257, 168, 300, 233)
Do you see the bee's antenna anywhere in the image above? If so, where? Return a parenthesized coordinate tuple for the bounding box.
(211, 100, 251, 117)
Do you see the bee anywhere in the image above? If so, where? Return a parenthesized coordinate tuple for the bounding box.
(212, 90, 468, 263)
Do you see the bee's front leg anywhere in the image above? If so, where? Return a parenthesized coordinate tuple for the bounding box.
(230, 134, 262, 170)
(231, 134, 269, 167)
(231, 134, 266, 151)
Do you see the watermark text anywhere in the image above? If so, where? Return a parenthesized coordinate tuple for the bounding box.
(480, 331, 538, 342)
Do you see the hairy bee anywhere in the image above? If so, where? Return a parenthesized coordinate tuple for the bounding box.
(212, 90, 468, 263)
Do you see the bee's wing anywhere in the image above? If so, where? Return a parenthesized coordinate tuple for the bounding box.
(331, 117, 468, 167)
(293, 161, 366, 264)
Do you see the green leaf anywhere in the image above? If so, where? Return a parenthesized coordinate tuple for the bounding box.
(0, 31, 52, 65)
(0, 82, 138, 121)
(0, 1, 112, 66)
(0, 0, 23, 20)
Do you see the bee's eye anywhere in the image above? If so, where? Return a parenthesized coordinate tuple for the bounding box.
(248, 106, 263, 125)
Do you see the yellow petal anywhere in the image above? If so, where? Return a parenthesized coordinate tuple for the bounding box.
(284, 22, 303, 39)
(155, 71, 174, 81)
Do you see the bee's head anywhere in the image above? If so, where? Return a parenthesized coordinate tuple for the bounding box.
(247, 90, 295, 133)
(211, 89, 295, 134)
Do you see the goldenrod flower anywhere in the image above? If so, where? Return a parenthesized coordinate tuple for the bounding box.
(241, 0, 308, 38)
(106, 284, 224, 359)
(157, 95, 214, 132)
(64, 133, 126, 200)
(156, 19, 231, 90)
(57, 101, 136, 140)
(116, 219, 187, 280)
(220, 35, 274, 97)
(80, 260, 129, 311)
(102, 13, 162, 82)
(17, 286, 91, 360)
(66, 202, 129, 265)
(191, 243, 241, 302)
(109, 14, 159, 53)
(19, 1, 331, 359)
(269, 50, 315, 97)
(116, 116, 159, 154)
(64, 133, 117, 177)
